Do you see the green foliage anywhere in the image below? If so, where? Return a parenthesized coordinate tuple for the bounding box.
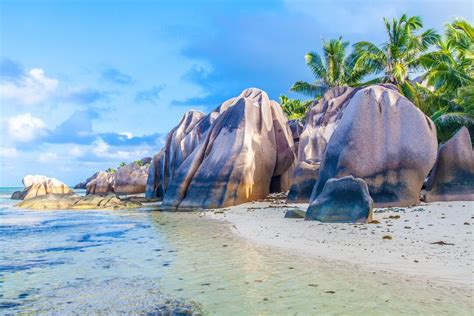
(105, 167, 116, 174)
(290, 15, 473, 143)
(290, 37, 369, 98)
(351, 15, 472, 143)
(118, 162, 127, 168)
(279, 95, 312, 120)
(415, 18, 474, 142)
(353, 14, 440, 86)
(134, 160, 144, 167)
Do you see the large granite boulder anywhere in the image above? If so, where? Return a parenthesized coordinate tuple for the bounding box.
(114, 157, 151, 195)
(311, 85, 438, 207)
(74, 172, 100, 189)
(288, 87, 360, 202)
(423, 127, 474, 202)
(151, 88, 295, 209)
(11, 175, 73, 200)
(306, 176, 373, 223)
(288, 119, 304, 154)
(86, 171, 115, 195)
(145, 110, 205, 199)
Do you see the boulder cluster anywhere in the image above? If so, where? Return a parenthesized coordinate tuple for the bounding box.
(290, 85, 472, 222)
(14, 85, 473, 221)
(79, 157, 152, 195)
(144, 84, 472, 222)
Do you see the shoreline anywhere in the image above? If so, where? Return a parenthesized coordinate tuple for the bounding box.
(206, 199, 474, 290)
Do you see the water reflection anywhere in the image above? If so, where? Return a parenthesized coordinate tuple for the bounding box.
(0, 189, 472, 315)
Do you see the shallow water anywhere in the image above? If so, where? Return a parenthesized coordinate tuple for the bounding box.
(0, 187, 472, 315)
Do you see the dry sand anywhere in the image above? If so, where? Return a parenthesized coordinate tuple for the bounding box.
(206, 198, 474, 289)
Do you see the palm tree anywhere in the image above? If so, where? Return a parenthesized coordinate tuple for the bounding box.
(416, 19, 474, 142)
(353, 14, 439, 91)
(291, 37, 367, 98)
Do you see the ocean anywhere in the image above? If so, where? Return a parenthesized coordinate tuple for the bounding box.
(0, 187, 471, 315)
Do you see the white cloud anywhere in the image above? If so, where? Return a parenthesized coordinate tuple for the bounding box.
(91, 138, 110, 157)
(0, 68, 58, 106)
(5, 113, 49, 142)
(283, 0, 398, 36)
(91, 138, 151, 161)
(119, 132, 133, 139)
(68, 146, 83, 157)
(0, 146, 19, 158)
(38, 152, 58, 163)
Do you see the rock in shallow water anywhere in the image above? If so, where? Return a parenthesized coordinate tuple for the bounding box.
(16, 194, 142, 210)
(306, 176, 373, 223)
(11, 175, 73, 200)
(423, 127, 474, 202)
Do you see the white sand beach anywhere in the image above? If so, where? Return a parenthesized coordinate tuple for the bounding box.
(207, 199, 474, 289)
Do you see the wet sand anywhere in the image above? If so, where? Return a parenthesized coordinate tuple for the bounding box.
(207, 199, 474, 290)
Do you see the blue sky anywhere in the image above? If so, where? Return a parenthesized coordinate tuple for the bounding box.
(0, 0, 472, 186)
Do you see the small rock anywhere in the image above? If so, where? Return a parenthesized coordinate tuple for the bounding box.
(284, 209, 306, 219)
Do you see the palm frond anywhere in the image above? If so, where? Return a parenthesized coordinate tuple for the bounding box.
(290, 81, 327, 98)
(305, 52, 327, 80)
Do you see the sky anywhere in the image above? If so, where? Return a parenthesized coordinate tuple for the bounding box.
(0, 0, 472, 186)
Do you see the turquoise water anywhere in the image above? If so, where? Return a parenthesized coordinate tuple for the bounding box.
(0, 187, 472, 315)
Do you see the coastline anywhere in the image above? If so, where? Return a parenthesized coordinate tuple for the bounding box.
(206, 199, 474, 290)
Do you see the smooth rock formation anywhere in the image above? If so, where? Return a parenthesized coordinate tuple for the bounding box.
(114, 157, 151, 195)
(86, 171, 115, 195)
(146, 110, 205, 199)
(306, 176, 373, 223)
(11, 175, 73, 200)
(288, 119, 304, 154)
(148, 88, 295, 209)
(424, 127, 474, 202)
(288, 87, 360, 202)
(311, 85, 438, 207)
(11, 191, 22, 199)
(16, 193, 142, 210)
(74, 172, 100, 189)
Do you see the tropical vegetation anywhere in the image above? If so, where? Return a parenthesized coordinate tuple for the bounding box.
(279, 95, 312, 120)
(105, 167, 116, 174)
(288, 15, 473, 143)
(290, 37, 368, 98)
